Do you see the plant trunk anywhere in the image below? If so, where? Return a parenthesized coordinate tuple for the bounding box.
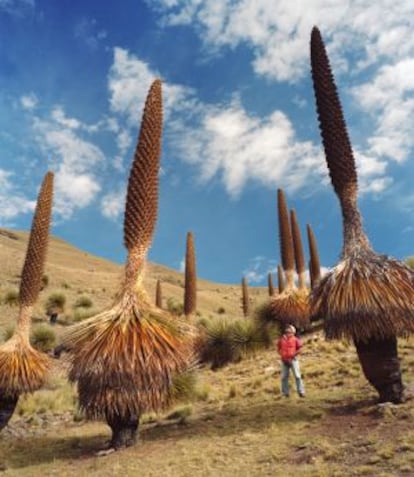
(107, 413, 140, 449)
(354, 335, 403, 404)
(0, 393, 19, 431)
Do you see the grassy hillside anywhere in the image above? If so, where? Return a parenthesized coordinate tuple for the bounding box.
(0, 228, 268, 330)
(0, 228, 413, 476)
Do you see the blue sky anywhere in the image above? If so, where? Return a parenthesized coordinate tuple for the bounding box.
(1, 0, 413, 285)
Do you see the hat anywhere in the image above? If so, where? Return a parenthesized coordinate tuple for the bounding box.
(286, 325, 296, 334)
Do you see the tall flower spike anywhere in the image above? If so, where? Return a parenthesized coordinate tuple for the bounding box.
(241, 276, 249, 317)
(267, 273, 274, 297)
(307, 224, 321, 288)
(290, 209, 306, 289)
(155, 280, 162, 309)
(19, 172, 54, 307)
(277, 189, 295, 288)
(184, 231, 197, 318)
(277, 265, 285, 294)
(124, 79, 163, 285)
(310, 26, 370, 256)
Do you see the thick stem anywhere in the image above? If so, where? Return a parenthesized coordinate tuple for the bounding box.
(354, 336, 403, 404)
(107, 413, 140, 449)
(0, 393, 19, 431)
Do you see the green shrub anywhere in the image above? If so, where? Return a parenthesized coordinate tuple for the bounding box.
(73, 295, 93, 309)
(30, 324, 56, 352)
(199, 316, 271, 370)
(171, 371, 198, 402)
(3, 288, 19, 306)
(41, 274, 49, 290)
(166, 297, 184, 316)
(3, 325, 15, 342)
(71, 308, 97, 323)
(45, 292, 66, 315)
(199, 317, 241, 370)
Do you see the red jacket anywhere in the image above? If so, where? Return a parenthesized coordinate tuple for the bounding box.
(277, 335, 302, 362)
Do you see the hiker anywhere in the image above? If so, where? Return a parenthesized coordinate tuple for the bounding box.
(277, 324, 305, 397)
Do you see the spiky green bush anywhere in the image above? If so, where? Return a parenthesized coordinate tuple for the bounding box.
(199, 317, 269, 370)
(73, 295, 93, 309)
(45, 292, 66, 314)
(30, 324, 57, 352)
(166, 297, 184, 316)
(3, 325, 15, 342)
(171, 371, 198, 402)
(3, 288, 19, 306)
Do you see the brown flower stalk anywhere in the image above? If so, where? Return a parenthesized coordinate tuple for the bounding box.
(267, 272, 274, 296)
(277, 264, 285, 293)
(184, 231, 197, 318)
(290, 209, 307, 289)
(241, 276, 250, 317)
(269, 190, 309, 327)
(63, 80, 195, 449)
(307, 224, 321, 288)
(0, 172, 54, 430)
(155, 280, 162, 309)
(310, 26, 414, 403)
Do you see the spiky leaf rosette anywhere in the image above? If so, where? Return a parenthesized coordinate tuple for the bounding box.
(307, 224, 321, 288)
(290, 209, 307, 289)
(277, 264, 285, 293)
(269, 288, 310, 328)
(63, 292, 195, 419)
(278, 189, 295, 286)
(0, 317, 50, 395)
(311, 250, 414, 340)
(310, 27, 370, 256)
(184, 231, 197, 317)
(124, 79, 162, 274)
(267, 273, 274, 296)
(20, 172, 54, 307)
(155, 280, 162, 308)
(241, 276, 249, 317)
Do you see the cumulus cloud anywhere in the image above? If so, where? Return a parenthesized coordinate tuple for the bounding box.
(0, 169, 34, 224)
(170, 100, 325, 196)
(101, 188, 125, 219)
(148, 0, 414, 80)
(352, 59, 414, 164)
(32, 115, 104, 218)
(20, 93, 38, 110)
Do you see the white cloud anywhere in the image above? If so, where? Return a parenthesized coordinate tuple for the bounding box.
(20, 93, 38, 110)
(352, 59, 414, 164)
(243, 256, 277, 284)
(32, 115, 105, 218)
(51, 106, 82, 130)
(101, 188, 125, 219)
(149, 0, 414, 81)
(170, 100, 325, 196)
(0, 169, 35, 224)
(179, 258, 185, 273)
